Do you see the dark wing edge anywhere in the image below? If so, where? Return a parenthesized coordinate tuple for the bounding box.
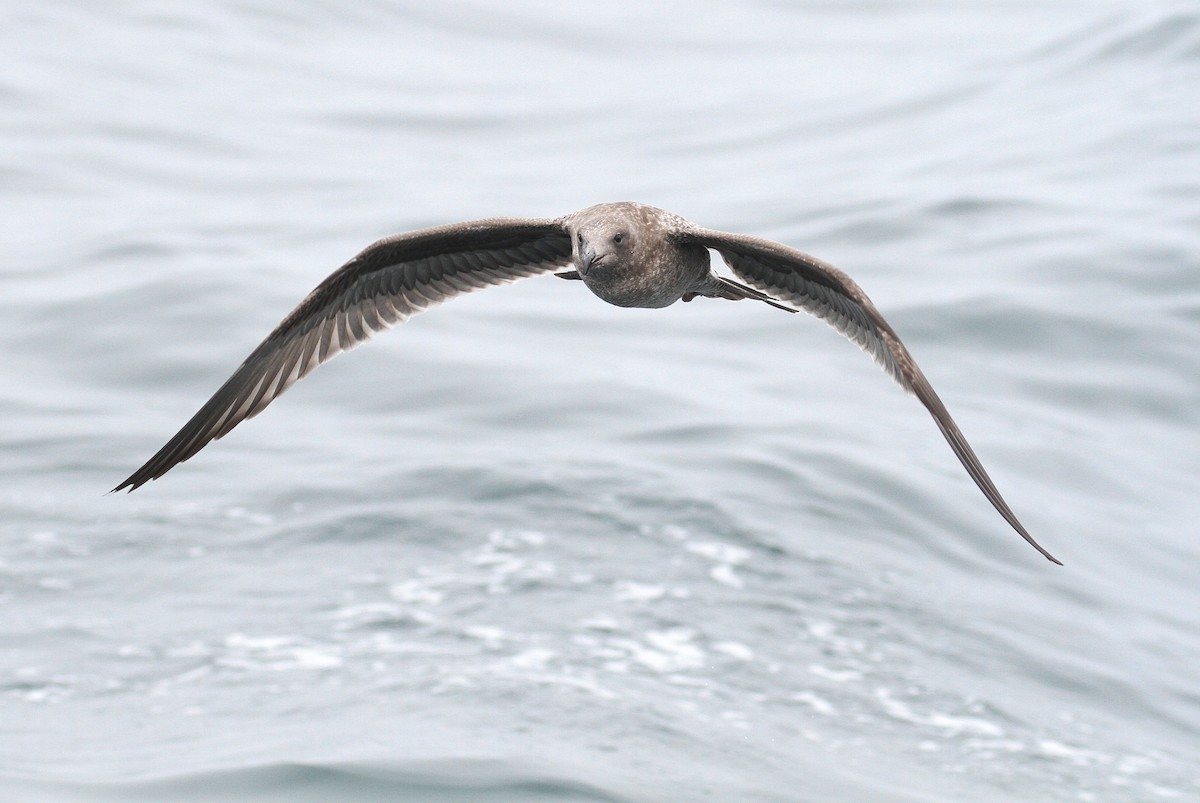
(677, 226, 1061, 565)
(113, 218, 573, 492)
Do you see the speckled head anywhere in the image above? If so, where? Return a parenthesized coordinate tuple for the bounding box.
(565, 203, 643, 276)
(563, 202, 705, 308)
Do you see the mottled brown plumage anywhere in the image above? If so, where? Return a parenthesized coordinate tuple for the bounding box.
(115, 201, 1060, 565)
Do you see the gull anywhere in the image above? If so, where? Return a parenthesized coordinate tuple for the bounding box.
(114, 201, 1060, 564)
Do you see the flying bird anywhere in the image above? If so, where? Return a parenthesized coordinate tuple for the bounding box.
(114, 201, 1060, 564)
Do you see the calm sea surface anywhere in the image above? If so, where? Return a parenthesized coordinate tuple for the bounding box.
(3, 2, 1199, 800)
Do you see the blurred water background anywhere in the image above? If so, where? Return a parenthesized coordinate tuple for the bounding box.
(2, 1, 1199, 800)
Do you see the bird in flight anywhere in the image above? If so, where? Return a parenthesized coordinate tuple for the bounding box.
(114, 202, 1060, 564)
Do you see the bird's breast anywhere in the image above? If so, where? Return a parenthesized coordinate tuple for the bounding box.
(581, 246, 709, 309)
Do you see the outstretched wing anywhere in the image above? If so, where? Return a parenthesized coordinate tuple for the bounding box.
(115, 218, 572, 492)
(677, 225, 1060, 565)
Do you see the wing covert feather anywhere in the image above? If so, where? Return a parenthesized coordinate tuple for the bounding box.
(115, 218, 571, 492)
(677, 226, 1060, 564)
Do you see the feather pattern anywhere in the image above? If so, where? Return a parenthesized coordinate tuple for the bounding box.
(677, 225, 1061, 565)
(114, 201, 1056, 565)
(114, 218, 571, 492)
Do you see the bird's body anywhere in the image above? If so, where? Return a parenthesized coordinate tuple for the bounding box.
(565, 202, 710, 307)
(115, 202, 1061, 564)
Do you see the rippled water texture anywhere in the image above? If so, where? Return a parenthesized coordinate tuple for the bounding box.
(3, 2, 1199, 801)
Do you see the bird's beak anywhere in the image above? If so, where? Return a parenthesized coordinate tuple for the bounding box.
(580, 246, 597, 275)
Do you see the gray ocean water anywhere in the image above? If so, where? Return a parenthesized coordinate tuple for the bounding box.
(3, 1, 1199, 801)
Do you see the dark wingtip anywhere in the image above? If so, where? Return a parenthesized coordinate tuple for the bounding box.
(111, 470, 152, 494)
(1039, 546, 1064, 566)
(905, 374, 1062, 567)
(1001, 517, 1062, 566)
(1010, 510, 1062, 566)
(1028, 538, 1064, 565)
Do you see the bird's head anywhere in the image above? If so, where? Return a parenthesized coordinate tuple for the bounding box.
(567, 204, 643, 279)
(572, 221, 634, 279)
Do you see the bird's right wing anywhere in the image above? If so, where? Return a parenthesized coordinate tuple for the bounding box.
(115, 218, 572, 491)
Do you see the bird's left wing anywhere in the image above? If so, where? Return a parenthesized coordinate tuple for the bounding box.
(115, 218, 572, 492)
(675, 225, 1060, 565)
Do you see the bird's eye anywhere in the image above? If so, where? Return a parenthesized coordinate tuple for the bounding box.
(577, 232, 584, 245)
(613, 232, 625, 244)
